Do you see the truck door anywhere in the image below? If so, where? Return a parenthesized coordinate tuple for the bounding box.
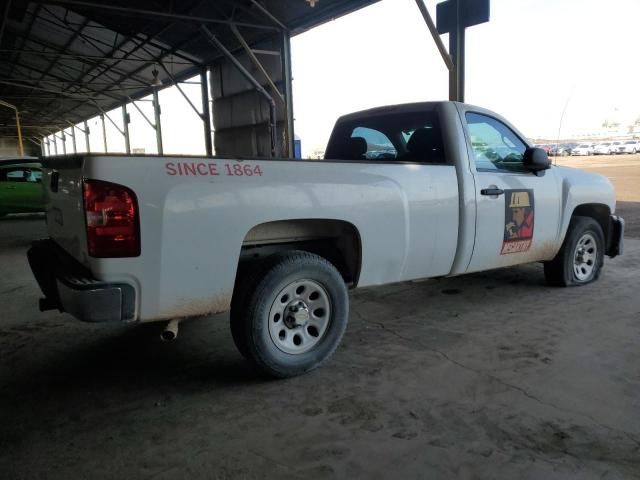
(464, 112, 561, 273)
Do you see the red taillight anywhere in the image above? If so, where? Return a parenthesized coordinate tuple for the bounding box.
(83, 179, 140, 257)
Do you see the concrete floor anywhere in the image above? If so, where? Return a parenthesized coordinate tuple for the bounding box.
(1, 214, 639, 479)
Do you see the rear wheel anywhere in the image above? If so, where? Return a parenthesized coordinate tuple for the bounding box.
(544, 216, 604, 286)
(230, 251, 349, 377)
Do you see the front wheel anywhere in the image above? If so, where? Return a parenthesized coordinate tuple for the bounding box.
(230, 251, 349, 378)
(544, 216, 604, 286)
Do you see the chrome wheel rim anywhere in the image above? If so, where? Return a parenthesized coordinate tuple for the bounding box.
(573, 233, 597, 281)
(268, 279, 331, 354)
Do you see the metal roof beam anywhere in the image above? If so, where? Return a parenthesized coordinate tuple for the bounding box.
(3, 58, 127, 103)
(35, 20, 184, 104)
(0, 77, 142, 87)
(21, 33, 151, 87)
(29, 0, 280, 31)
(4, 50, 134, 89)
(6, 4, 41, 80)
(0, 49, 194, 64)
(30, 10, 154, 85)
(248, 0, 288, 31)
(39, 6, 140, 57)
(20, 17, 91, 101)
(0, 79, 115, 99)
(28, 28, 158, 120)
(0, 0, 11, 47)
(24, 0, 211, 126)
(40, 31, 202, 123)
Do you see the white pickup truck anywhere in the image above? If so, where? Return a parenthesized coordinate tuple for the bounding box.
(28, 101, 624, 377)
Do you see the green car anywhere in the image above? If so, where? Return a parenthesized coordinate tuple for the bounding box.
(0, 160, 44, 216)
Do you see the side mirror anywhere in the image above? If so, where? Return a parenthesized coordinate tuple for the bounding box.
(523, 147, 551, 174)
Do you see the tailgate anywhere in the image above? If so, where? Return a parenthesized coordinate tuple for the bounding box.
(42, 156, 89, 266)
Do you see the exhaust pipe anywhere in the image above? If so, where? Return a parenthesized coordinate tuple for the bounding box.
(161, 319, 180, 342)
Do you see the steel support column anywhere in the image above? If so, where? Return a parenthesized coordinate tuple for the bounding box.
(59, 131, 67, 155)
(0, 100, 25, 156)
(122, 104, 131, 154)
(69, 125, 77, 153)
(100, 114, 107, 152)
(230, 24, 287, 155)
(83, 120, 90, 152)
(414, 0, 457, 101)
(152, 89, 163, 155)
(200, 68, 212, 156)
(451, 28, 464, 102)
(15, 109, 24, 157)
(201, 25, 277, 157)
(282, 32, 294, 158)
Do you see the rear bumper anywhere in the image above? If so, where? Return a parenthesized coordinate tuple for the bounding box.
(27, 239, 136, 322)
(606, 215, 624, 258)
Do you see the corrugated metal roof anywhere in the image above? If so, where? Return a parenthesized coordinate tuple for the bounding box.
(0, 0, 380, 140)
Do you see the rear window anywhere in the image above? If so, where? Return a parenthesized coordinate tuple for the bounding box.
(325, 110, 445, 163)
(0, 167, 42, 183)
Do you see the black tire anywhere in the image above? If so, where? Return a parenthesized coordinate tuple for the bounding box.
(544, 216, 605, 287)
(230, 251, 349, 378)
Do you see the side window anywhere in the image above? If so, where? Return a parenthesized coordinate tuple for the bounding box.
(27, 169, 42, 183)
(4, 168, 28, 182)
(351, 127, 397, 160)
(466, 112, 527, 172)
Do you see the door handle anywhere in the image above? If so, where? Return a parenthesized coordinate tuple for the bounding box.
(481, 188, 504, 196)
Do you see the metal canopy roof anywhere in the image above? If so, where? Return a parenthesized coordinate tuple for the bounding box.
(0, 0, 380, 141)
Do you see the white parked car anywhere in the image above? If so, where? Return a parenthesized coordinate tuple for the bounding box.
(594, 142, 614, 155)
(618, 140, 639, 154)
(28, 101, 625, 377)
(571, 144, 594, 156)
(611, 141, 623, 154)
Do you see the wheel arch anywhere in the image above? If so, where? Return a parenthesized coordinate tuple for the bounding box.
(571, 203, 611, 238)
(238, 218, 363, 287)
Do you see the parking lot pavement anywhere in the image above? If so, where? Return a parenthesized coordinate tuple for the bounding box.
(1, 216, 639, 479)
(557, 154, 640, 238)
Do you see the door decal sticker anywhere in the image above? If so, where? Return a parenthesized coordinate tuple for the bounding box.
(501, 189, 534, 254)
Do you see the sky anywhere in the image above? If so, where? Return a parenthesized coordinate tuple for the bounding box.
(292, 0, 640, 154)
(47, 0, 640, 157)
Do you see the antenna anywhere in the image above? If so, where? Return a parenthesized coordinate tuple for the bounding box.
(555, 83, 576, 166)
